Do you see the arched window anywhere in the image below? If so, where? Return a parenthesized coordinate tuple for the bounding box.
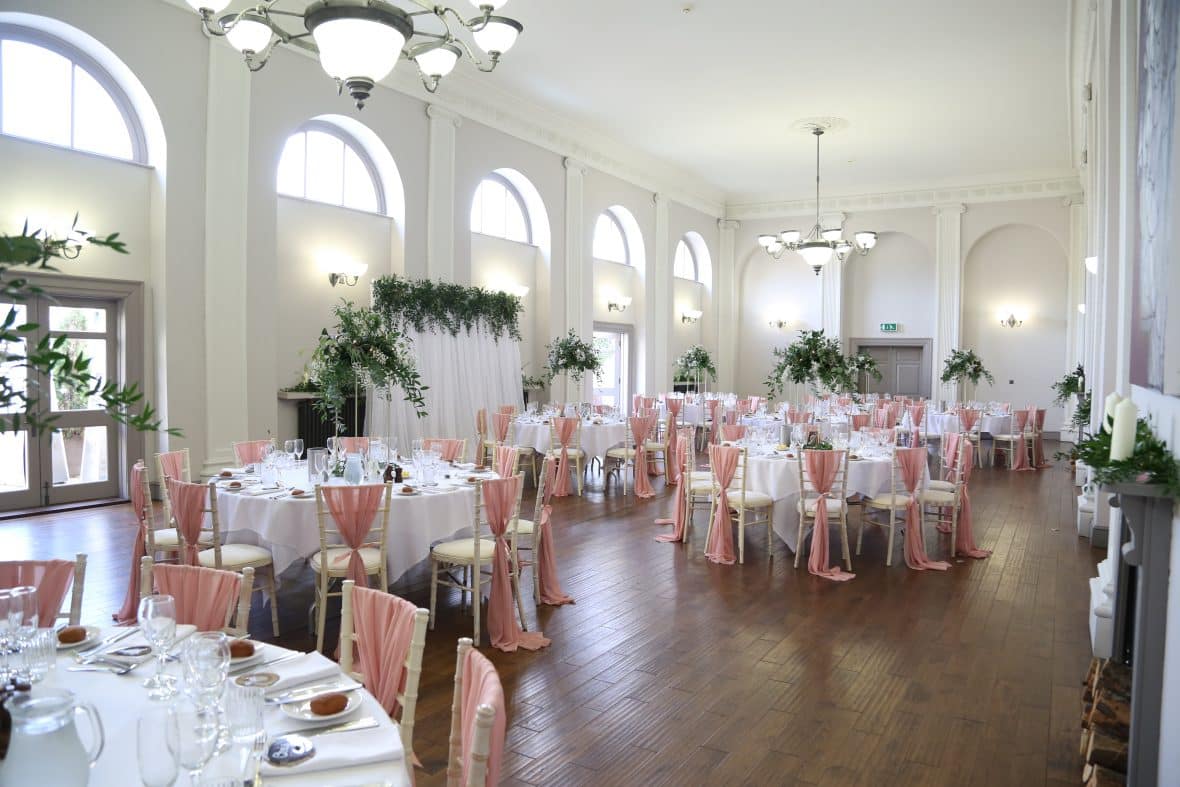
(673, 239, 698, 280)
(593, 210, 629, 265)
(0, 26, 144, 162)
(470, 174, 531, 243)
(276, 121, 383, 214)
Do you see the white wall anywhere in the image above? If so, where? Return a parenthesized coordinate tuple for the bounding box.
(469, 232, 540, 372)
(671, 278, 704, 362)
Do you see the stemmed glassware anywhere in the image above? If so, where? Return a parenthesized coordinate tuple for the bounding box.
(137, 706, 180, 787)
(0, 589, 12, 681)
(137, 593, 178, 700)
(182, 632, 230, 710)
(174, 699, 219, 785)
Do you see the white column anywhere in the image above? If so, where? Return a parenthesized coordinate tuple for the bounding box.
(425, 104, 461, 282)
(716, 219, 741, 392)
(1063, 196, 1087, 438)
(932, 203, 966, 402)
(201, 43, 251, 475)
(563, 158, 591, 400)
(647, 193, 671, 392)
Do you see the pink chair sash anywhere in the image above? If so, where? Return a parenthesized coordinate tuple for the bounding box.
(233, 440, 271, 466)
(788, 411, 812, 425)
(909, 405, 925, 433)
(321, 484, 385, 588)
(896, 447, 949, 571)
(656, 428, 693, 543)
(116, 462, 150, 624)
(497, 405, 515, 415)
(423, 439, 463, 462)
(534, 458, 574, 606)
(804, 450, 854, 582)
(0, 559, 74, 625)
(552, 417, 577, 497)
(492, 413, 511, 443)
(351, 585, 417, 717)
(629, 415, 657, 499)
(485, 476, 549, 652)
(720, 424, 746, 441)
(749, 396, 762, 411)
(475, 408, 488, 438)
(667, 397, 683, 419)
(706, 399, 722, 443)
(665, 415, 681, 486)
(704, 445, 739, 564)
(850, 413, 870, 430)
(153, 563, 239, 631)
(494, 445, 516, 479)
(958, 408, 981, 432)
(1010, 409, 1032, 471)
(339, 437, 370, 454)
(953, 441, 990, 559)
(460, 647, 506, 786)
(592, 404, 611, 415)
(158, 450, 186, 481)
(1032, 408, 1049, 467)
(166, 478, 208, 566)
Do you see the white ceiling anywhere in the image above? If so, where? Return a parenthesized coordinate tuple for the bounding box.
(474, 0, 1074, 204)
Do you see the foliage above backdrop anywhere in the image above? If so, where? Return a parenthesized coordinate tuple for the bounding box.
(940, 348, 994, 387)
(371, 275, 522, 341)
(0, 217, 177, 436)
(765, 330, 881, 398)
(1074, 417, 1180, 497)
(674, 344, 717, 381)
(1052, 363, 1087, 405)
(545, 330, 602, 384)
(310, 300, 427, 428)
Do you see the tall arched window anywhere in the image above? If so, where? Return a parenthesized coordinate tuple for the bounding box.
(0, 26, 144, 162)
(276, 121, 383, 214)
(673, 239, 698, 280)
(470, 174, 531, 243)
(593, 210, 629, 265)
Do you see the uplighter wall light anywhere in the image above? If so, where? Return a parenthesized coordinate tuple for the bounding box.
(681, 309, 703, 324)
(607, 295, 632, 313)
(319, 253, 368, 287)
(998, 312, 1024, 328)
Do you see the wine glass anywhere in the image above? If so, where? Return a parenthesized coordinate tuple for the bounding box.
(0, 589, 11, 681)
(137, 594, 178, 699)
(283, 440, 296, 463)
(315, 449, 329, 480)
(138, 706, 180, 787)
(292, 438, 305, 462)
(182, 632, 230, 711)
(175, 699, 219, 784)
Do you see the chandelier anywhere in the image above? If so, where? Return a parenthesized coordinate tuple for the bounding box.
(756, 124, 877, 275)
(184, 0, 524, 108)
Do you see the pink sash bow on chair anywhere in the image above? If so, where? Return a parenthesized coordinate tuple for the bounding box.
(665, 414, 681, 486)
(788, 410, 812, 425)
(321, 484, 386, 588)
(153, 563, 240, 631)
(460, 647, 506, 786)
(475, 408, 488, 439)
(1010, 409, 1033, 471)
(896, 447, 949, 571)
(704, 444, 738, 564)
(233, 440, 272, 466)
(158, 450, 186, 480)
(850, 413, 870, 430)
(1032, 408, 1049, 467)
(423, 439, 463, 462)
(535, 458, 574, 606)
(339, 437, 371, 454)
(0, 559, 75, 626)
(494, 445, 516, 478)
(953, 441, 990, 559)
(485, 476, 550, 652)
(166, 478, 208, 566)
(492, 413, 512, 443)
(706, 399, 722, 444)
(656, 428, 694, 543)
(629, 414, 657, 498)
(351, 585, 417, 716)
(115, 462, 150, 624)
(804, 450, 854, 582)
(720, 424, 746, 441)
(908, 405, 926, 434)
(958, 408, 981, 432)
(552, 417, 577, 497)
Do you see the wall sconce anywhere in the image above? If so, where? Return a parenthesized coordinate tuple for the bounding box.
(1084, 255, 1098, 275)
(768, 317, 792, 330)
(681, 309, 703, 324)
(998, 311, 1024, 328)
(607, 295, 632, 313)
(502, 283, 530, 299)
(320, 254, 368, 287)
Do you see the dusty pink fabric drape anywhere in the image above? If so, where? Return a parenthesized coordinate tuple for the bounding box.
(1009, 409, 1033, 471)
(909, 405, 926, 434)
(850, 413, 870, 430)
(475, 408, 488, 439)
(153, 563, 240, 631)
(158, 450, 186, 481)
(0, 559, 74, 626)
(115, 462, 151, 624)
(788, 410, 812, 425)
(1032, 408, 1049, 467)
(720, 424, 746, 441)
(552, 417, 577, 497)
(535, 458, 574, 606)
(339, 437, 371, 454)
(460, 647, 506, 786)
(958, 408, 981, 432)
(485, 476, 549, 652)
(423, 439, 463, 462)
(497, 405, 515, 415)
(704, 445, 738, 564)
(804, 450, 854, 582)
(166, 478, 207, 566)
(350, 585, 417, 717)
(492, 413, 511, 443)
(896, 447, 949, 571)
(494, 445, 516, 478)
(706, 399, 722, 443)
(233, 440, 271, 466)
(656, 428, 693, 543)
(953, 441, 991, 559)
(666, 397, 683, 420)
(322, 484, 385, 588)
(665, 414, 681, 486)
(629, 415, 657, 498)
(749, 396, 762, 411)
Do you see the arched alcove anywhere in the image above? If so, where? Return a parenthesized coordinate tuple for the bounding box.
(843, 230, 935, 340)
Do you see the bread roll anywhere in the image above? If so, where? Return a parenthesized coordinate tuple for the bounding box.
(309, 693, 348, 716)
(57, 626, 87, 644)
(229, 640, 256, 659)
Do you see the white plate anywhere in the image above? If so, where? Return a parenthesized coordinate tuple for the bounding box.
(230, 644, 265, 667)
(280, 690, 361, 722)
(55, 625, 100, 650)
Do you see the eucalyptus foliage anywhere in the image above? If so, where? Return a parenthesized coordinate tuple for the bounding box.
(939, 348, 994, 386)
(765, 330, 881, 398)
(1052, 363, 1086, 405)
(545, 330, 602, 384)
(674, 344, 717, 381)
(371, 275, 522, 340)
(1075, 417, 1180, 497)
(0, 217, 177, 436)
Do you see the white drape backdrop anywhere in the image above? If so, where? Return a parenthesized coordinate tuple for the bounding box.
(367, 326, 523, 456)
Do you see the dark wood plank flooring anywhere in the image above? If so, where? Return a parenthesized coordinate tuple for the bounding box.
(3, 448, 1096, 786)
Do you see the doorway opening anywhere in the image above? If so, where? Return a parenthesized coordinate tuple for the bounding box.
(592, 324, 632, 409)
(853, 340, 932, 398)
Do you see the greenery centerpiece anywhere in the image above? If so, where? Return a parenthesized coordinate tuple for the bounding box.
(1, 217, 175, 436)
(309, 300, 427, 432)
(545, 329, 601, 402)
(1051, 363, 1086, 405)
(674, 344, 717, 392)
(765, 330, 881, 400)
(371, 275, 522, 340)
(939, 348, 994, 402)
(1074, 417, 1180, 497)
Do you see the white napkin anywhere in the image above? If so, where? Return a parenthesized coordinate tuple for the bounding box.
(260, 718, 404, 778)
(264, 652, 344, 695)
(95, 624, 197, 664)
(242, 485, 283, 497)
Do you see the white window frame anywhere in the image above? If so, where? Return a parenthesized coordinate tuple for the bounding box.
(470, 172, 533, 244)
(673, 238, 699, 281)
(0, 24, 147, 164)
(593, 209, 630, 266)
(277, 119, 386, 215)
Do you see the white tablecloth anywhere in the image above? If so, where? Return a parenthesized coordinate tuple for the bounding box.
(744, 453, 918, 552)
(513, 419, 627, 461)
(214, 468, 476, 581)
(31, 633, 410, 786)
(926, 413, 1012, 436)
(661, 402, 704, 426)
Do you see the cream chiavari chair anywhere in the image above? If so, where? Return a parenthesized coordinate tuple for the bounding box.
(139, 555, 254, 636)
(706, 446, 774, 564)
(446, 638, 503, 787)
(859, 448, 910, 567)
(547, 419, 585, 496)
(794, 450, 851, 571)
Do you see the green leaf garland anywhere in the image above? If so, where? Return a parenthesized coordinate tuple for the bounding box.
(371, 275, 522, 341)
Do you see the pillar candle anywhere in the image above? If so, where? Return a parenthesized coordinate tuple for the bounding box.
(1109, 399, 1137, 461)
(1103, 392, 1123, 433)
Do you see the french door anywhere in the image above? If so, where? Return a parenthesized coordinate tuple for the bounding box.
(592, 326, 630, 409)
(0, 295, 121, 510)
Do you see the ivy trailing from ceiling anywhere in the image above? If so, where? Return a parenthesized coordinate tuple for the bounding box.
(371, 275, 522, 341)
(765, 329, 881, 399)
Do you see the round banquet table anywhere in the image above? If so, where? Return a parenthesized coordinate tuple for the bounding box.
(212, 466, 478, 583)
(744, 452, 925, 552)
(660, 402, 704, 426)
(513, 418, 627, 462)
(926, 412, 1012, 436)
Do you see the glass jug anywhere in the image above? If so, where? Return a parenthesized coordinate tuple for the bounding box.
(0, 688, 104, 785)
(343, 453, 364, 485)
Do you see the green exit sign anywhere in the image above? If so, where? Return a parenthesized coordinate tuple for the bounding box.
(880, 323, 899, 333)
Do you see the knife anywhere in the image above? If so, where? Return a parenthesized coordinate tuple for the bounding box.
(231, 651, 301, 675)
(271, 716, 379, 740)
(75, 628, 136, 660)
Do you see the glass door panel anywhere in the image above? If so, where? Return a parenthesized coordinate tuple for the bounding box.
(0, 302, 38, 508)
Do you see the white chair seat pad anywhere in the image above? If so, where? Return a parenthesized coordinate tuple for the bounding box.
(431, 538, 496, 563)
(152, 528, 211, 548)
(198, 543, 272, 568)
(310, 546, 384, 574)
(512, 518, 535, 536)
(726, 490, 773, 508)
(926, 479, 955, 492)
(644, 441, 666, 452)
(797, 497, 849, 515)
(920, 489, 957, 505)
(606, 447, 637, 459)
(690, 480, 714, 494)
(549, 448, 584, 457)
(865, 493, 912, 509)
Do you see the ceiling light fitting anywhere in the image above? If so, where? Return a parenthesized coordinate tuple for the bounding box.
(186, 0, 524, 108)
(757, 124, 877, 275)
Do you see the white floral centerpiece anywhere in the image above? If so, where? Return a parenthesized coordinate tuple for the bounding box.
(674, 344, 717, 392)
(545, 330, 602, 401)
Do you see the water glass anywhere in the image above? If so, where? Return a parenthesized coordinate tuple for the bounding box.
(8, 586, 38, 681)
(138, 594, 178, 699)
(138, 706, 180, 787)
(182, 632, 230, 709)
(22, 628, 55, 682)
(0, 589, 11, 680)
(175, 700, 219, 784)
(225, 685, 265, 781)
(292, 438, 304, 461)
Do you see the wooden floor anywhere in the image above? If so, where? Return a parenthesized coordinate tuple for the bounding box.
(4, 448, 1096, 786)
